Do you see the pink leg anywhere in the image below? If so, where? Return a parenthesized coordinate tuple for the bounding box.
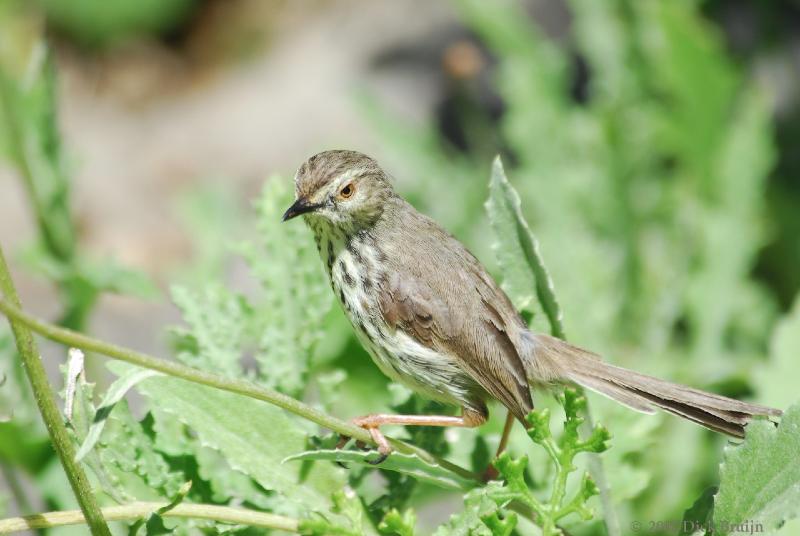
(483, 410, 516, 481)
(341, 408, 486, 464)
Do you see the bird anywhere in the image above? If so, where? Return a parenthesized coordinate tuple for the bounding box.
(282, 149, 781, 465)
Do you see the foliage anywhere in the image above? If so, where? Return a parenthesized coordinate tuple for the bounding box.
(38, 0, 197, 48)
(363, 0, 791, 531)
(486, 156, 564, 336)
(0, 4, 156, 332)
(0, 4, 157, 527)
(714, 404, 800, 534)
(429, 390, 609, 536)
(1, 0, 799, 535)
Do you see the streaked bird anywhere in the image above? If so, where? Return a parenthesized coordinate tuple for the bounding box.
(283, 149, 781, 464)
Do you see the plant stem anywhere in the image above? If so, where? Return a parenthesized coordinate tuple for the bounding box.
(0, 502, 299, 533)
(0, 250, 111, 535)
(516, 207, 619, 536)
(0, 297, 479, 484)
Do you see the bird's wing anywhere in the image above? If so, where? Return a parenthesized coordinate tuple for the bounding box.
(378, 270, 533, 421)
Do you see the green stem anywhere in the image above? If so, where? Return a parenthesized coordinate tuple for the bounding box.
(526, 268, 618, 533)
(0, 502, 299, 533)
(548, 455, 572, 517)
(0, 298, 478, 484)
(0, 250, 111, 535)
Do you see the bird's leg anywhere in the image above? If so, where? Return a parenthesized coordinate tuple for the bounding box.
(482, 410, 516, 481)
(338, 408, 486, 465)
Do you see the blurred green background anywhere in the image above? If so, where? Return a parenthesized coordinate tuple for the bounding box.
(1, 0, 799, 534)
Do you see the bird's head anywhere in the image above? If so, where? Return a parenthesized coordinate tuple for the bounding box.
(282, 150, 394, 232)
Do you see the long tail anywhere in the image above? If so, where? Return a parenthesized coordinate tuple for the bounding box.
(526, 334, 782, 438)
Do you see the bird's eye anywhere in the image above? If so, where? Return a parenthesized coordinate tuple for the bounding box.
(339, 183, 355, 199)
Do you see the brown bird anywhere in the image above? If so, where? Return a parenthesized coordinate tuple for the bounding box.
(282, 149, 781, 464)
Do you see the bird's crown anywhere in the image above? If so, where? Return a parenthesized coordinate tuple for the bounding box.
(283, 150, 394, 229)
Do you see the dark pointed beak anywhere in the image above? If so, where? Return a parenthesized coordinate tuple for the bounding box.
(282, 198, 321, 221)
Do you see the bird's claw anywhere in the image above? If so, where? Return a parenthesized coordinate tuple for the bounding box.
(367, 452, 389, 465)
(335, 416, 394, 465)
(335, 434, 352, 450)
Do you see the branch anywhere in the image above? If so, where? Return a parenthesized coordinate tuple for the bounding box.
(0, 502, 299, 533)
(0, 297, 479, 484)
(0, 249, 111, 535)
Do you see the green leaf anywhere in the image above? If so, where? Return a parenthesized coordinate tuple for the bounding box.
(97, 398, 184, 500)
(284, 450, 474, 490)
(131, 373, 346, 513)
(485, 156, 564, 337)
(379, 509, 417, 536)
(129, 481, 194, 536)
(432, 483, 509, 536)
(755, 297, 800, 409)
(299, 488, 372, 536)
(0, 421, 51, 473)
(713, 403, 800, 534)
(681, 486, 716, 535)
(480, 509, 517, 536)
(75, 366, 163, 462)
(169, 285, 249, 377)
(242, 178, 333, 395)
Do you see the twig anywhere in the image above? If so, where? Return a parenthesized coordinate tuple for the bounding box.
(0, 502, 299, 533)
(0, 297, 479, 484)
(0, 249, 111, 535)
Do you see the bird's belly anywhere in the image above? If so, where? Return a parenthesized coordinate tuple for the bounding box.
(322, 231, 477, 408)
(352, 314, 475, 407)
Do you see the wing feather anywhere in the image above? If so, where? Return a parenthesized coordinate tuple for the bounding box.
(379, 270, 533, 421)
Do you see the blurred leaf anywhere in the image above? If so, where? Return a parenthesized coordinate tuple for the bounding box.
(0, 421, 51, 473)
(1, 9, 157, 332)
(242, 178, 333, 396)
(39, 0, 197, 48)
(681, 486, 716, 535)
(485, 156, 564, 336)
(379, 508, 417, 536)
(714, 404, 800, 534)
(169, 285, 249, 378)
(682, 87, 774, 359)
(0, 324, 40, 427)
(299, 488, 373, 536)
(755, 296, 800, 409)
(432, 483, 507, 536)
(645, 1, 737, 187)
(0, 36, 74, 263)
(174, 184, 243, 285)
(284, 450, 473, 491)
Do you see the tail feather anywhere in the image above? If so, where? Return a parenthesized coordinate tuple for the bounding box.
(528, 334, 781, 439)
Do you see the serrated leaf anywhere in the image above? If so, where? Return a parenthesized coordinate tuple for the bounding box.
(98, 398, 184, 499)
(284, 450, 474, 490)
(713, 404, 800, 534)
(131, 373, 346, 513)
(75, 366, 162, 462)
(485, 156, 564, 337)
(243, 178, 332, 395)
(169, 285, 249, 377)
(379, 508, 417, 536)
(433, 484, 508, 536)
(682, 486, 716, 535)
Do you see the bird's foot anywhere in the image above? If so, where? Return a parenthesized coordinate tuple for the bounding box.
(344, 415, 392, 465)
(481, 465, 500, 482)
